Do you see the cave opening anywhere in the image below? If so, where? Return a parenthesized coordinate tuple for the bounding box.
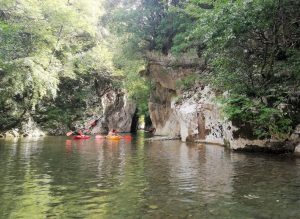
(130, 110, 153, 133)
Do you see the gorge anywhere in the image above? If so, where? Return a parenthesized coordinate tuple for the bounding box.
(0, 0, 300, 155)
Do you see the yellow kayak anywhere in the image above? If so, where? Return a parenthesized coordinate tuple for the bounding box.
(106, 135, 121, 140)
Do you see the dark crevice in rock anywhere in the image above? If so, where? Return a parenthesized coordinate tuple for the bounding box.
(130, 109, 139, 133)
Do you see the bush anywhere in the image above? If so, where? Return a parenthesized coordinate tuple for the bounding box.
(221, 95, 293, 140)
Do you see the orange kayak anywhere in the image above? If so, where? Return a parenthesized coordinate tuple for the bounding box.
(106, 135, 121, 140)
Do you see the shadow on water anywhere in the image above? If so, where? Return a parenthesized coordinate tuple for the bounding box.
(0, 133, 299, 218)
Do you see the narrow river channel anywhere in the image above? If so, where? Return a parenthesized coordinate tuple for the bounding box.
(0, 132, 299, 218)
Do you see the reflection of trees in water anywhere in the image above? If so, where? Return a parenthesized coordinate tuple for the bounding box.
(142, 141, 234, 217)
(141, 140, 190, 217)
(0, 139, 25, 216)
(1, 137, 299, 218)
(2, 137, 151, 217)
(0, 138, 58, 218)
(99, 134, 149, 217)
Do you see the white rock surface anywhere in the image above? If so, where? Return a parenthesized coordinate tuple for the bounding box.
(147, 57, 298, 152)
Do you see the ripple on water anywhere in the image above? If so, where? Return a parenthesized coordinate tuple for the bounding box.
(0, 136, 300, 218)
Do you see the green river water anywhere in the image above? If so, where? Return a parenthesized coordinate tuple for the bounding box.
(0, 132, 299, 219)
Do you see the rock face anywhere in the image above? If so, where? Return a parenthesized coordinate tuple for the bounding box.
(53, 86, 136, 135)
(87, 90, 136, 134)
(291, 125, 300, 155)
(146, 54, 299, 153)
(20, 116, 46, 137)
(0, 116, 45, 138)
(0, 75, 136, 137)
(146, 53, 205, 137)
(42, 75, 137, 135)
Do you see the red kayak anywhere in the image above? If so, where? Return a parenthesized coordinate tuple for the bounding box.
(73, 135, 90, 140)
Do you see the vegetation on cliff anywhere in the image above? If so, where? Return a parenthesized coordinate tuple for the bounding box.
(179, 0, 300, 139)
(1, 0, 299, 139)
(109, 0, 300, 140)
(0, 0, 109, 130)
(0, 0, 148, 132)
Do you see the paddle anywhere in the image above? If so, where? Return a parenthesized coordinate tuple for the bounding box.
(66, 131, 73, 136)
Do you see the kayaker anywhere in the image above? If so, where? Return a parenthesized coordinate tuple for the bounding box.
(71, 127, 83, 136)
(108, 129, 117, 136)
(89, 119, 99, 130)
(106, 129, 122, 140)
(66, 127, 84, 137)
(75, 130, 83, 136)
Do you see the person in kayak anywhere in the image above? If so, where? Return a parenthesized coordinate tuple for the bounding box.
(74, 130, 83, 136)
(108, 129, 118, 136)
(68, 127, 83, 136)
(89, 119, 99, 130)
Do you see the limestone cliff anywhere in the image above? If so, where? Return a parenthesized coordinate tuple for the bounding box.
(146, 54, 299, 153)
(83, 89, 136, 134)
(41, 75, 137, 135)
(0, 75, 136, 138)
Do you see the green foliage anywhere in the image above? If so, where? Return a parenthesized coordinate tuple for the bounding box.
(1, 0, 299, 140)
(108, 0, 188, 55)
(126, 74, 151, 117)
(171, 0, 300, 139)
(105, 0, 193, 117)
(0, 0, 110, 130)
(111, 37, 151, 116)
(74, 45, 115, 77)
(221, 95, 293, 139)
(176, 74, 199, 90)
(43, 107, 73, 129)
(34, 74, 101, 131)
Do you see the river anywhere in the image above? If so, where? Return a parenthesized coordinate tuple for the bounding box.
(0, 132, 299, 218)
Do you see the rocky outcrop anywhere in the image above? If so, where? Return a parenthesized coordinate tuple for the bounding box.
(20, 116, 46, 137)
(146, 53, 299, 154)
(86, 90, 136, 134)
(49, 88, 136, 135)
(0, 116, 45, 138)
(291, 125, 300, 155)
(148, 82, 179, 136)
(0, 75, 136, 137)
(145, 53, 205, 137)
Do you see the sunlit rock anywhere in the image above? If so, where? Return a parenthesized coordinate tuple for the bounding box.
(146, 53, 299, 153)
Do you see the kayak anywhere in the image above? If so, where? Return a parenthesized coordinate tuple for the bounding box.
(122, 135, 132, 140)
(95, 135, 105, 139)
(106, 135, 121, 140)
(73, 135, 90, 140)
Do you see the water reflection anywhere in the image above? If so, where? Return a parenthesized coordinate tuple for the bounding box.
(0, 135, 299, 218)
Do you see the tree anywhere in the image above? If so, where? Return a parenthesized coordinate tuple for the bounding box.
(174, 0, 300, 139)
(0, 0, 106, 130)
